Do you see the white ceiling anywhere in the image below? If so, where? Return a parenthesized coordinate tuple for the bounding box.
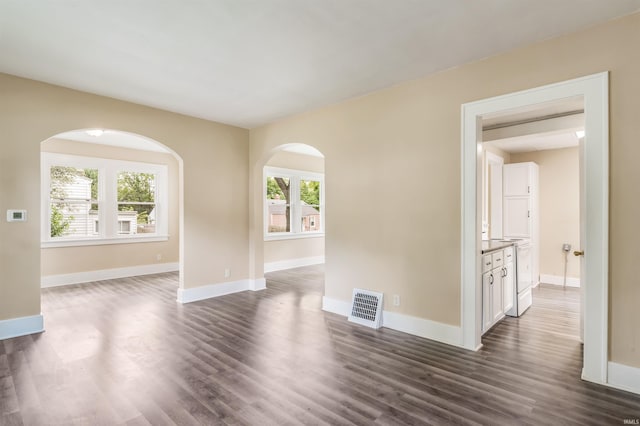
(2, 1, 639, 129)
(486, 130, 581, 154)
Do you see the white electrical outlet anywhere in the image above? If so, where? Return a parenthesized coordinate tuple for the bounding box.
(156, 253, 162, 261)
(393, 294, 400, 306)
(224, 268, 231, 278)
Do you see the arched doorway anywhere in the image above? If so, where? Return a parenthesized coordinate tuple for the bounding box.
(249, 143, 324, 288)
(263, 144, 325, 273)
(40, 129, 184, 288)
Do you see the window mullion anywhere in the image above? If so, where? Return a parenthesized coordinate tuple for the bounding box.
(320, 178, 325, 233)
(103, 165, 117, 238)
(290, 176, 299, 234)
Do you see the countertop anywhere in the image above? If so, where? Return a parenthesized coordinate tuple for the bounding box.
(481, 240, 515, 254)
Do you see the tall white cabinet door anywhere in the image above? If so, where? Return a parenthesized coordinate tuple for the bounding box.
(492, 272, 503, 324)
(503, 197, 531, 237)
(503, 163, 531, 196)
(482, 271, 493, 333)
(503, 262, 514, 313)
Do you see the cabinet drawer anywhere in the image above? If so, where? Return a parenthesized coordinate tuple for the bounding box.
(503, 247, 514, 263)
(482, 254, 493, 273)
(492, 250, 504, 268)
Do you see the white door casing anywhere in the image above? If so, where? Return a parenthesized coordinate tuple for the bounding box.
(579, 136, 586, 343)
(486, 151, 504, 239)
(461, 72, 609, 385)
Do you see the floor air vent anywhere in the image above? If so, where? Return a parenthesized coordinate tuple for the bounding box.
(348, 288, 383, 329)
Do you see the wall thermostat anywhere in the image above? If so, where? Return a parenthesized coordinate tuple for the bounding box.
(7, 210, 27, 222)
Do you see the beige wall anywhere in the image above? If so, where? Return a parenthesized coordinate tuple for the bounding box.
(511, 148, 580, 280)
(250, 13, 640, 367)
(40, 139, 180, 276)
(0, 73, 249, 322)
(2, 12, 638, 370)
(264, 238, 324, 264)
(264, 151, 325, 265)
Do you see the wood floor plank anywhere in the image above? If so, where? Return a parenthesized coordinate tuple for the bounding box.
(0, 267, 638, 425)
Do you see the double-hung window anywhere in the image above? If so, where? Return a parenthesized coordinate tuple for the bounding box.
(264, 166, 324, 239)
(42, 153, 168, 247)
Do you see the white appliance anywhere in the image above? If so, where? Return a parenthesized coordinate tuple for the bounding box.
(504, 238, 532, 317)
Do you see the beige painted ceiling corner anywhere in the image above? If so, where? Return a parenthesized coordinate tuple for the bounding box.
(1, 1, 639, 128)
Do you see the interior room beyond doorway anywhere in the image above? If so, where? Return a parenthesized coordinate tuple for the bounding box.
(480, 96, 584, 341)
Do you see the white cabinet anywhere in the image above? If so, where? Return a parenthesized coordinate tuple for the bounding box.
(503, 197, 531, 237)
(482, 258, 504, 334)
(491, 268, 503, 324)
(482, 269, 494, 332)
(482, 247, 515, 334)
(503, 162, 532, 197)
(502, 255, 514, 313)
(503, 162, 539, 287)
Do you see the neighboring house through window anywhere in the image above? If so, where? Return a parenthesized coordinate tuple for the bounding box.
(42, 152, 168, 247)
(264, 166, 324, 238)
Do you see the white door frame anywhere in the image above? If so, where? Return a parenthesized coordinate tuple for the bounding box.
(460, 72, 609, 385)
(485, 151, 504, 240)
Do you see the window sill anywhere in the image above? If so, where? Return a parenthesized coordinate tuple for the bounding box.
(41, 235, 169, 248)
(264, 232, 325, 242)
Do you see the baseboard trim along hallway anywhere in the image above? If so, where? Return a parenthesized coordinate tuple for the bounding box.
(0, 314, 44, 340)
(539, 274, 581, 287)
(264, 256, 325, 273)
(322, 296, 463, 348)
(608, 362, 640, 395)
(177, 278, 266, 303)
(41, 262, 180, 288)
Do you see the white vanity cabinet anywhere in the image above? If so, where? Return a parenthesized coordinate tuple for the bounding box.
(482, 252, 504, 334)
(482, 268, 496, 332)
(502, 247, 514, 313)
(482, 246, 515, 334)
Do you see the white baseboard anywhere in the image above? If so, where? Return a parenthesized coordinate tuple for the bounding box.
(41, 262, 180, 288)
(321, 296, 463, 348)
(177, 278, 266, 304)
(264, 256, 324, 273)
(250, 278, 267, 291)
(539, 274, 580, 288)
(382, 310, 463, 347)
(607, 362, 640, 395)
(322, 296, 351, 316)
(0, 314, 44, 341)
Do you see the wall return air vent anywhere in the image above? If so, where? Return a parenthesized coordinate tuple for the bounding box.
(348, 288, 383, 329)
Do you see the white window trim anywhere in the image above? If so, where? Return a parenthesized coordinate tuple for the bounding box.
(264, 166, 324, 241)
(41, 153, 168, 248)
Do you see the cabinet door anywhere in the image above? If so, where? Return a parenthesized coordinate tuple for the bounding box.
(482, 271, 493, 333)
(492, 268, 503, 324)
(503, 197, 531, 237)
(503, 262, 514, 313)
(503, 163, 531, 196)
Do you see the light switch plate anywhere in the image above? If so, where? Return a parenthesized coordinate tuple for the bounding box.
(7, 210, 27, 222)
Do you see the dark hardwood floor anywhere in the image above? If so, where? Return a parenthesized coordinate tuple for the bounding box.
(1, 266, 639, 425)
